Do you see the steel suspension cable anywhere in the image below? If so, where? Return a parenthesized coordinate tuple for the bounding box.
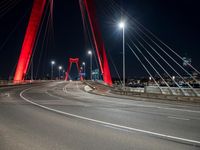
(107, 0, 200, 75)
(130, 30, 198, 95)
(129, 29, 185, 95)
(128, 40, 168, 93)
(127, 43, 164, 93)
(0, 0, 23, 18)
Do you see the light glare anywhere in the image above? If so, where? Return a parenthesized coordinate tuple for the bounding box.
(51, 61, 55, 65)
(88, 50, 92, 55)
(59, 66, 62, 70)
(119, 21, 125, 29)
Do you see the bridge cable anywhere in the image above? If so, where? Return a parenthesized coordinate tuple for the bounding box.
(107, 0, 200, 76)
(129, 29, 191, 96)
(0, 0, 23, 18)
(101, 0, 198, 95)
(127, 39, 171, 93)
(127, 43, 164, 94)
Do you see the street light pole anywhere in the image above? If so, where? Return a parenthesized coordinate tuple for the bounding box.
(119, 21, 126, 90)
(88, 51, 92, 80)
(123, 25, 125, 90)
(58, 66, 62, 80)
(82, 62, 86, 80)
(51, 61, 55, 80)
(31, 59, 33, 81)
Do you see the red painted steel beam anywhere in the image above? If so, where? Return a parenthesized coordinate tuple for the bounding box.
(14, 0, 47, 82)
(81, 0, 112, 86)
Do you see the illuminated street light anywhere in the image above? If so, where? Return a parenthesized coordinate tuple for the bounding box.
(62, 70, 65, 78)
(82, 62, 86, 80)
(51, 60, 55, 80)
(119, 21, 125, 29)
(119, 21, 126, 90)
(88, 50, 92, 80)
(88, 50, 92, 55)
(58, 66, 62, 80)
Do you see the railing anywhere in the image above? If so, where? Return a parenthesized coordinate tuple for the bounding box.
(0, 80, 32, 86)
(113, 85, 200, 97)
(0, 80, 48, 87)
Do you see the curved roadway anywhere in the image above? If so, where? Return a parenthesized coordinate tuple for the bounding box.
(0, 81, 200, 150)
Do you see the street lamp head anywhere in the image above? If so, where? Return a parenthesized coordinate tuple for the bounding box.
(51, 61, 55, 65)
(119, 21, 125, 29)
(82, 62, 85, 65)
(88, 50, 92, 55)
(59, 66, 62, 70)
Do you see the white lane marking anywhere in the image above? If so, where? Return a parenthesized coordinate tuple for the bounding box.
(63, 82, 200, 114)
(89, 96, 200, 114)
(45, 91, 64, 100)
(103, 124, 132, 133)
(148, 105, 200, 114)
(20, 87, 200, 145)
(63, 83, 70, 94)
(168, 116, 190, 121)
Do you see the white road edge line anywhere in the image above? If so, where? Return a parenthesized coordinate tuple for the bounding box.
(168, 116, 190, 121)
(20, 87, 200, 145)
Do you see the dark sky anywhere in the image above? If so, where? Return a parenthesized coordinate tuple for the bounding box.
(0, 0, 199, 80)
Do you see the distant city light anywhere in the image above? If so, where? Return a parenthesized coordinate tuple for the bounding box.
(172, 76, 175, 80)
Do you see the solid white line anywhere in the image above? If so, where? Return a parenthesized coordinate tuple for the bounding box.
(20, 87, 200, 145)
(168, 116, 190, 121)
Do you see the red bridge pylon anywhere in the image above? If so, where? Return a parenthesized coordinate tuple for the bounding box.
(65, 58, 83, 81)
(13, 0, 47, 83)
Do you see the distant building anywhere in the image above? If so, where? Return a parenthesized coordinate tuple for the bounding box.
(183, 57, 192, 73)
(183, 57, 192, 67)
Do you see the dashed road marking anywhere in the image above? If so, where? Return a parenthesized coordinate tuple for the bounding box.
(168, 116, 190, 121)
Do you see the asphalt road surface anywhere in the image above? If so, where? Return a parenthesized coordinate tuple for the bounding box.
(0, 81, 200, 150)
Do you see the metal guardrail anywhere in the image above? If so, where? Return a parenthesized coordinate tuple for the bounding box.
(0, 80, 31, 86)
(114, 85, 200, 96)
(0, 80, 49, 87)
(111, 89, 200, 103)
(81, 81, 200, 102)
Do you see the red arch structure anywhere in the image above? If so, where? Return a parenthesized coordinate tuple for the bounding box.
(65, 58, 83, 81)
(14, 0, 112, 86)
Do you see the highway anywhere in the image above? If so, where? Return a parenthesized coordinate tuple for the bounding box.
(0, 81, 200, 150)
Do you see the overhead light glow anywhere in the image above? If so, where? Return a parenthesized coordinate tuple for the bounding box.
(119, 21, 125, 29)
(88, 50, 92, 55)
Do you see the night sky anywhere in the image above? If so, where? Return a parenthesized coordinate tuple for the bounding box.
(0, 0, 199, 80)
